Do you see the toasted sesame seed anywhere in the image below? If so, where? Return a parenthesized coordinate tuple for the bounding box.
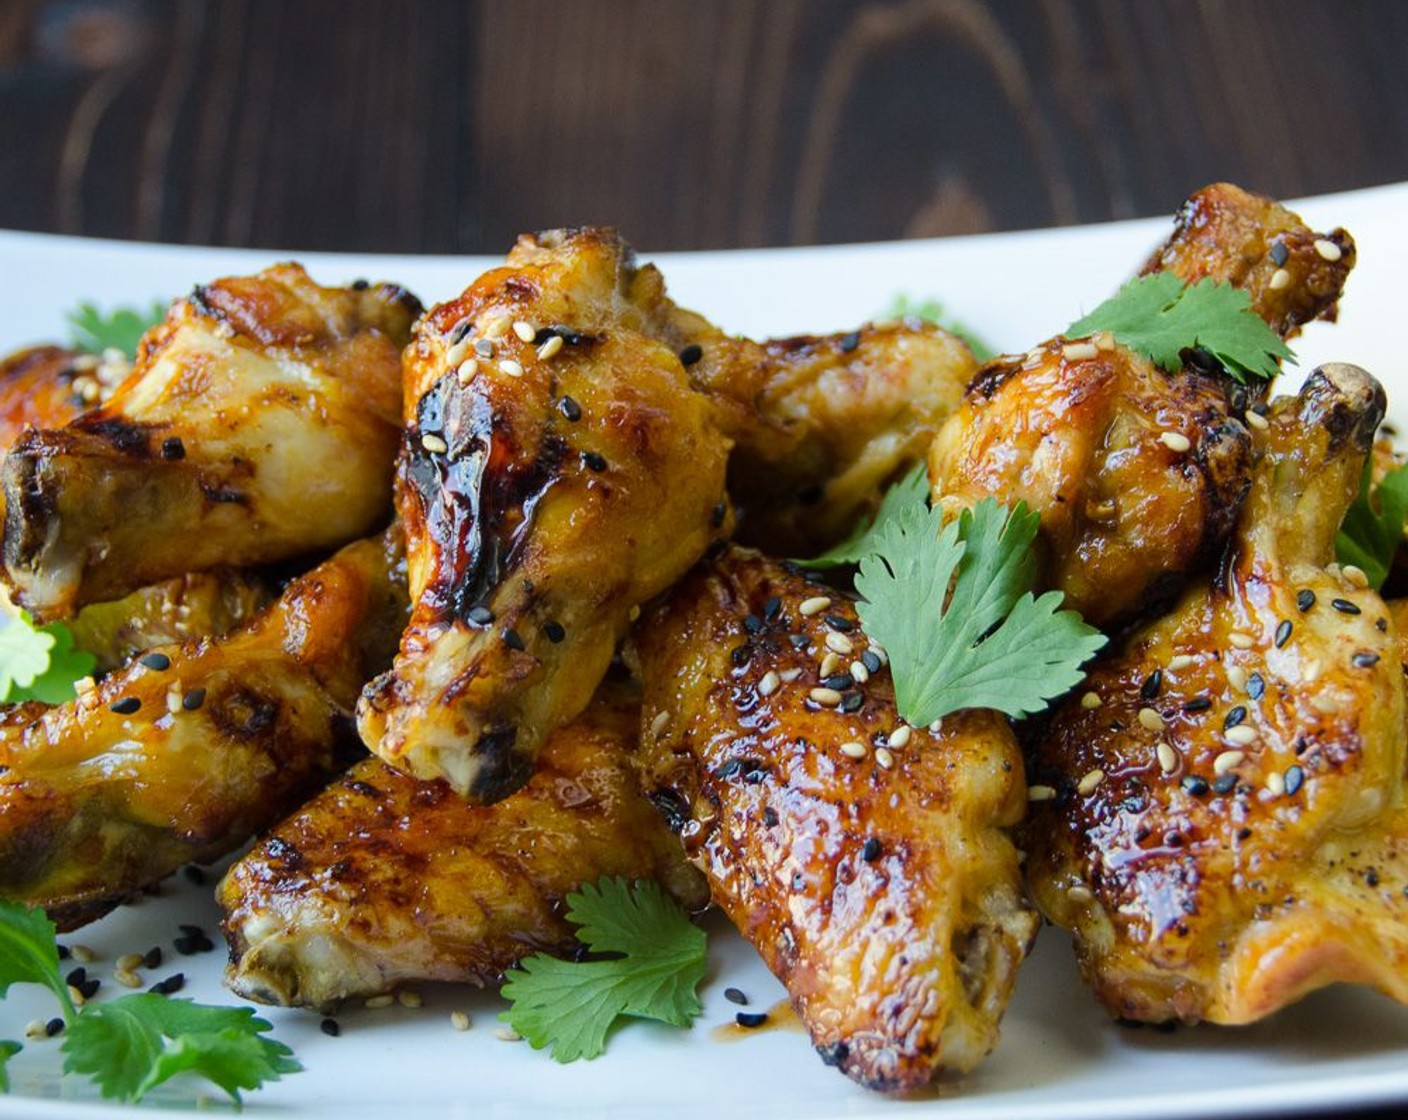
(494, 1028, 523, 1042)
(165, 686, 184, 713)
(1062, 342, 1100, 361)
(649, 710, 670, 737)
(1028, 784, 1056, 802)
(1269, 267, 1292, 290)
(484, 316, 510, 339)
(1244, 410, 1269, 431)
(25, 1019, 46, 1040)
(888, 724, 912, 749)
(1138, 707, 1165, 732)
(117, 952, 144, 971)
(1214, 749, 1247, 775)
(1225, 725, 1258, 747)
(364, 994, 394, 1009)
(499, 359, 524, 378)
(1080, 691, 1102, 710)
(819, 651, 843, 678)
(1094, 331, 1115, 351)
(1314, 238, 1343, 262)
(1077, 768, 1106, 795)
(1228, 631, 1255, 649)
(73, 676, 96, 695)
(928, 718, 943, 733)
(457, 358, 479, 384)
(443, 338, 471, 368)
(67, 983, 85, 1007)
(512, 320, 536, 342)
(1226, 665, 1248, 692)
(849, 660, 870, 683)
(1067, 885, 1094, 904)
(1343, 564, 1370, 589)
(757, 671, 781, 698)
(421, 433, 448, 454)
(1168, 654, 1196, 671)
(799, 596, 831, 616)
(397, 990, 423, 1009)
(115, 968, 142, 989)
(451, 1011, 471, 1031)
(1302, 659, 1323, 682)
(779, 667, 803, 683)
(1159, 431, 1192, 453)
(629, 604, 641, 622)
(874, 747, 895, 770)
(1157, 743, 1179, 774)
(537, 334, 564, 361)
(809, 687, 842, 707)
(1265, 771, 1286, 796)
(840, 740, 868, 759)
(869, 644, 889, 665)
(70, 945, 95, 963)
(825, 632, 854, 655)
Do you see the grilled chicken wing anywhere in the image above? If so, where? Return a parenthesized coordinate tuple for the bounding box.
(928, 184, 1354, 626)
(220, 679, 707, 1011)
(632, 547, 1035, 1090)
(359, 229, 732, 801)
(0, 530, 408, 930)
(0, 346, 93, 445)
(1, 264, 418, 620)
(1023, 362, 1408, 1024)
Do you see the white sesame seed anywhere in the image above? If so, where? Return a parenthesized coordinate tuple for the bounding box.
(116, 952, 144, 971)
(1077, 768, 1106, 795)
(74, 676, 96, 696)
(451, 1011, 471, 1031)
(364, 994, 395, 1009)
(1302, 658, 1322, 683)
(1159, 431, 1192, 453)
(499, 359, 524, 378)
(25, 1019, 46, 1040)
(1138, 707, 1165, 732)
(849, 660, 869, 683)
(874, 747, 895, 770)
(1168, 654, 1196, 671)
(819, 651, 843, 678)
(825, 632, 854, 655)
(484, 316, 510, 339)
(869, 644, 889, 666)
(1265, 771, 1286, 797)
(779, 667, 803, 683)
(928, 719, 943, 734)
(1224, 725, 1258, 746)
(629, 604, 641, 622)
(1213, 749, 1246, 775)
(1269, 267, 1292, 291)
(421, 433, 448, 454)
(444, 339, 471, 368)
(537, 334, 564, 361)
(1314, 238, 1343, 262)
(888, 724, 912, 749)
(397, 990, 423, 1009)
(1226, 665, 1248, 691)
(649, 710, 670, 737)
(809, 687, 842, 707)
(1062, 341, 1100, 362)
(1028, 784, 1056, 802)
(1080, 691, 1102, 710)
(1343, 564, 1370, 589)
(70, 945, 95, 963)
(494, 1027, 523, 1042)
(512, 320, 536, 342)
(166, 686, 184, 714)
(799, 596, 831, 617)
(1228, 631, 1255, 649)
(115, 968, 142, 989)
(1244, 410, 1269, 431)
(1067, 885, 1094, 904)
(68, 984, 86, 1007)
(758, 670, 781, 698)
(840, 740, 868, 759)
(1157, 742, 1179, 774)
(457, 358, 479, 384)
(1093, 331, 1115, 351)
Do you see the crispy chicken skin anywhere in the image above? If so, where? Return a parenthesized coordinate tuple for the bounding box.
(220, 680, 708, 1012)
(359, 228, 733, 801)
(928, 185, 1353, 627)
(1, 264, 419, 621)
(632, 548, 1035, 1090)
(1023, 363, 1408, 1024)
(0, 346, 89, 446)
(0, 530, 408, 931)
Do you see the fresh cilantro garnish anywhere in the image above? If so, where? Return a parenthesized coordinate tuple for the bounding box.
(1066, 273, 1292, 384)
(66, 301, 166, 359)
(500, 877, 708, 1062)
(0, 900, 299, 1105)
(0, 1040, 19, 1092)
(855, 496, 1106, 725)
(1336, 459, 1408, 590)
(797, 463, 929, 570)
(0, 613, 96, 704)
(886, 294, 994, 361)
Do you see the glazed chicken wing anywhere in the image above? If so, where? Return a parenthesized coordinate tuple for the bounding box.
(0, 530, 407, 930)
(928, 184, 1354, 626)
(1, 264, 418, 620)
(220, 679, 707, 1011)
(0, 346, 94, 446)
(358, 229, 732, 800)
(632, 548, 1035, 1090)
(1024, 362, 1408, 1024)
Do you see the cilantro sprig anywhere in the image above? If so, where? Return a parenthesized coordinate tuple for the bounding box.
(1336, 459, 1408, 590)
(0, 612, 96, 704)
(853, 495, 1106, 726)
(0, 900, 299, 1105)
(885, 294, 994, 361)
(1067, 273, 1292, 384)
(66, 301, 166, 359)
(500, 877, 707, 1062)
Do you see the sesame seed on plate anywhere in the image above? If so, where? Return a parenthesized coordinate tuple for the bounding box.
(451, 1011, 471, 1031)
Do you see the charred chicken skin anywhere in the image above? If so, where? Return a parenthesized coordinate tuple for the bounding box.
(1024, 363, 1408, 1024)
(0, 530, 408, 930)
(928, 184, 1354, 627)
(632, 547, 1035, 1091)
(1, 264, 418, 621)
(220, 679, 707, 1012)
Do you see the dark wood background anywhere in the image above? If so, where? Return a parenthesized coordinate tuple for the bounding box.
(1, 0, 1406, 253)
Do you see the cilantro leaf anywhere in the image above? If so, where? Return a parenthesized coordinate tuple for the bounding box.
(797, 463, 930, 569)
(1067, 274, 1292, 384)
(0, 1039, 20, 1092)
(0, 614, 96, 705)
(886, 294, 994, 361)
(500, 877, 708, 1062)
(0, 900, 73, 1014)
(1336, 459, 1408, 590)
(63, 995, 299, 1104)
(855, 497, 1106, 725)
(66, 301, 166, 359)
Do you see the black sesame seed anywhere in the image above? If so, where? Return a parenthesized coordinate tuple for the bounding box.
(1269, 241, 1289, 266)
(724, 987, 749, 1006)
(139, 652, 171, 671)
(468, 605, 494, 626)
(1140, 670, 1162, 700)
(142, 946, 163, 969)
(762, 807, 779, 827)
(174, 932, 214, 955)
(678, 344, 703, 367)
(1211, 774, 1238, 795)
(735, 1012, 768, 1029)
(1284, 764, 1304, 795)
(79, 978, 100, 1000)
(822, 673, 854, 691)
(839, 691, 864, 713)
(1274, 620, 1293, 648)
(1224, 705, 1247, 730)
(109, 696, 141, 715)
(1246, 672, 1265, 701)
(161, 436, 185, 460)
(1367, 868, 1381, 888)
(502, 628, 526, 652)
(558, 396, 582, 422)
(321, 1018, 341, 1037)
(743, 614, 765, 634)
(1181, 346, 1223, 377)
(181, 689, 206, 712)
(711, 501, 727, 528)
(65, 967, 87, 987)
(860, 837, 882, 862)
(860, 650, 882, 674)
(448, 318, 471, 343)
(1296, 589, 1316, 612)
(543, 621, 566, 643)
(582, 451, 608, 472)
(1331, 598, 1361, 615)
(715, 758, 745, 780)
(1378, 617, 1389, 632)
(762, 596, 781, 621)
(45, 1017, 64, 1037)
(57, 944, 70, 960)
(839, 331, 861, 353)
(1353, 651, 1381, 668)
(788, 634, 809, 650)
(1182, 697, 1213, 713)
(823, 614, 854, 633)
(1182, 775, 1210, 796)
(731, 644, 751, 666)
(151, 973, 185, 996)
(705, 538, 728, 562)
(474, 338, 494, 359)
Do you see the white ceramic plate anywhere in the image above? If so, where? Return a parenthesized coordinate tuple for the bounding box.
(3, 184, 1408, 1120)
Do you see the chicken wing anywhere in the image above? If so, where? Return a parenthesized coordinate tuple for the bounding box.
(631, 547, 1035, 1090)
(0, 346, 93, 446)
(358, 228, 732, 801)
(220, 678, 707, 1011)
(1023, 362, 1408, 1024)
(1, 264, 419, 620)
(0, 530, 407, 930)
(928, 184, 1354, 626)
